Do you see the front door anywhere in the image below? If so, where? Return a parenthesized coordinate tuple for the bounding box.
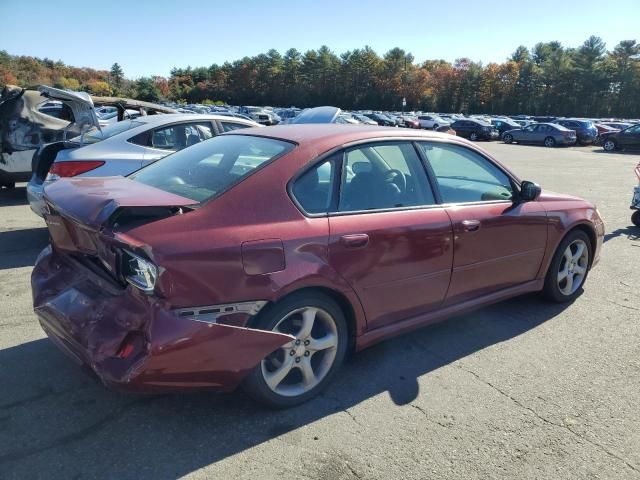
(416, 141, 548, 304)
(619, 124, 640, 149)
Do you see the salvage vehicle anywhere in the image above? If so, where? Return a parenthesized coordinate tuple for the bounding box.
(32, 125, 604, 407)
(553, 119, 598, 145)
(502, 123, 576, 147)
(450, 119, 499, 141)
(601, 123, 640, 152)
(417, 114, 450, 130)
(28, 113, 260, 216)
(490, 118, 521, 138)
(0, 85, 176, 189)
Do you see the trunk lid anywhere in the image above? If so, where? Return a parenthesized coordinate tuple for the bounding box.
(42, 177, 198, 278)
(38, 86, 100, 136)
(44, 176, 198, 230)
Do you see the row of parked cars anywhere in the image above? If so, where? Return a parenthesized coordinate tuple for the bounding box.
(2, 85, 639, 192)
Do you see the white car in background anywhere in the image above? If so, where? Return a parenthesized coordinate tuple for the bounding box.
(416, 114, 450, 130)
(27, 113, 261, 216)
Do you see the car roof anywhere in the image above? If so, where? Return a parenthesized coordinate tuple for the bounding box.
(225, 124, 458, 147)
(132, 113, 260, 125)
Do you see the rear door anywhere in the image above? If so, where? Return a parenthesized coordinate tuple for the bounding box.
(417, 141, 547, 304)
(325, 141, 453, 330)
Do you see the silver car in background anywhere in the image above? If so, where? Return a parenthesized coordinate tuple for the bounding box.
(27, 113, 261, 216)
(502, 122, 577, 147)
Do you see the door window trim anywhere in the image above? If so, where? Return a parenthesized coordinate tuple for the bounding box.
(287, 137, 524, 218)
(414, 140, 522, 207)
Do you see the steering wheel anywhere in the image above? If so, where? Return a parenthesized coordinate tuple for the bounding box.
(384, 169, 406, 193)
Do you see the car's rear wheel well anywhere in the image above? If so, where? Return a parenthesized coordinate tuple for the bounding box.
(253, 287, 358, 352)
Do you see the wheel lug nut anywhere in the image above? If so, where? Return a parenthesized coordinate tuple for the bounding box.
(295, 357, 301, 363)
(289, 350, 295, 356)
(304, 340, 310, 346)
(295, 340, 301, 345)
(304, 351, 310, 357)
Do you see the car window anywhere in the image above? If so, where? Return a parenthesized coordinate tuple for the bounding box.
(221, 121, 251, 132)
(74, 120, 144, 145)
(291, 158, 336, 214)
(131, 135, 294, 203)
(338, 142, 435, 212)
(149, 122, 213, 150)
(418, 142, 513, 203)
(626, 125, 640, 134)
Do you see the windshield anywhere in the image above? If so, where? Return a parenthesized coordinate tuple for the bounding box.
(71, 120, 143, 145)
(130, 134, 295, 203)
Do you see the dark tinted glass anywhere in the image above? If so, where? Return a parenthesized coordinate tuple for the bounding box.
(338, 142, 435, 212)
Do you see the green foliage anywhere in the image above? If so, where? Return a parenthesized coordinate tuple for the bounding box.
(1, 38, 639, 116)
(134, 77, 162, 102)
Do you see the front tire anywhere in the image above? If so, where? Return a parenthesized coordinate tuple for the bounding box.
(242, 292, 348, 408)
(603, 139, 617, 152)
(469, 132, 478, 141)
(544, 136, 556, 148)
(503, 134, 513, 144)
(632, 210, 640, 227)
(543, 230, 592, 303)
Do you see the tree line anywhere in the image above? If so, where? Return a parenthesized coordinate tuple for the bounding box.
(1, 36, 639, 117)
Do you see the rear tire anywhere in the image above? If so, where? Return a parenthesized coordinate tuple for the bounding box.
(544, 136, 556, 148)
(503, 134, 513, 144)
(632, 210, 640, 227)
(242, 292, 348, 408)
(543, 230, 592, 303)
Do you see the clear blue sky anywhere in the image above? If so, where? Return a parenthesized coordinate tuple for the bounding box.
(1, 0, 638, 78)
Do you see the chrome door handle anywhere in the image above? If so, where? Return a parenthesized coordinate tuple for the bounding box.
(462, 220, 481, 232)
(340, 234, 370, 248)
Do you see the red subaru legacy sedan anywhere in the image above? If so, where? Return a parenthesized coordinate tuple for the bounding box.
(32, 125, 604, 407)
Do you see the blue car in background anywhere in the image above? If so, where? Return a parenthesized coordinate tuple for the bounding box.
(553, 119, 599, 145)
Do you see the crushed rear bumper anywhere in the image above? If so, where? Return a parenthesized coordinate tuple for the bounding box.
(32, 246, 293, 393)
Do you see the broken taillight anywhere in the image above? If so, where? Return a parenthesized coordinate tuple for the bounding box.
(115, 332, 144, 359)
(48, 160, 105, 178)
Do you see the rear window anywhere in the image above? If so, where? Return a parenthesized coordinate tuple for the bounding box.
(130, 134, 294, 203)
(72, 120, 143, 145)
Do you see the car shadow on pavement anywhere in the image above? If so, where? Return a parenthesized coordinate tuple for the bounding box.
(0, 227, 49, 270)
(603, 226, 640, 243)
(0, 293, 570, 479)
(0, 186, 29, 207)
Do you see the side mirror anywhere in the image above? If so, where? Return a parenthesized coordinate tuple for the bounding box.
(519, 181, 541, 202)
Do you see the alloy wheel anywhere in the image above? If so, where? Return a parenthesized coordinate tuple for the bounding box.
(603, 140, 616, 151)
(557, 239, 589, 296)
(470, 133, 478, 141)
(545, 137, 555, 147)
(261, 307, 338, 397)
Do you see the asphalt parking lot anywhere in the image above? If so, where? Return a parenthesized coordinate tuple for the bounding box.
(1, 143, 639, 480)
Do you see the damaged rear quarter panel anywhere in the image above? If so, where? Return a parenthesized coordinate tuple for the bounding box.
(32, 246, 294, 392)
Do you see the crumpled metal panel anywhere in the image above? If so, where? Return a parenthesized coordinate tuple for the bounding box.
(32, 247, 294, 392)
